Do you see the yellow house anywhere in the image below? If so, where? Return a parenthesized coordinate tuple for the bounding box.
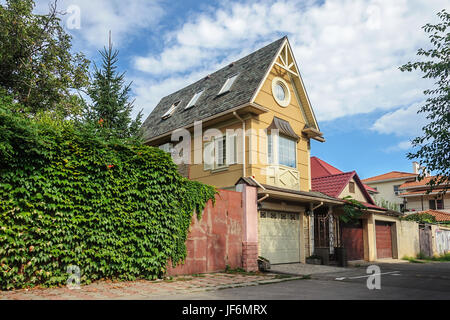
(141, 37, 402, 265)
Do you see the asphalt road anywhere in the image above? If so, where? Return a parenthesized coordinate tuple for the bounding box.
(155, 262, 450, 300)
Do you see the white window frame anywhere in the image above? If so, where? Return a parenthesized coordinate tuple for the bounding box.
(267, 133, 297, 169)
(185, 90, 204, 109)
(203, 134, 237, 171)
(162, 101, 181, 119)
(218, 74, 239, 95)
(271, 77, 291, 107)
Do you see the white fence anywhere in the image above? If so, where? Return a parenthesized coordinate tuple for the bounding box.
(435, 228, 450, 255)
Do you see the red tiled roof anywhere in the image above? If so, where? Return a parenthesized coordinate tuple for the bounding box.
(362, 171, 417, 183)
(311, 157, 378, 194)
(364, 184, 378, 193)
(415, 210, 450, 222)
(400, 176, 449, 189)
(310, 156, 343, 178)
(362, 202, 387, 211)
(311, 172, 355, 198)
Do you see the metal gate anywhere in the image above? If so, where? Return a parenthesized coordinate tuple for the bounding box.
(341, 220, 364, 261)
(259, 211, 301, 264)
(376, 221, 393, 259)
(419, 224, 433, 257)
(435, 228, 450, 255)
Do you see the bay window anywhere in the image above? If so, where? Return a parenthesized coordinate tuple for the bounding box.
(268, 134, 297, 168)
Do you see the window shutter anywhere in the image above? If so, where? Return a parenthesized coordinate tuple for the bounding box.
(204, 141, 214, 171)
(227, 134, 238, 165)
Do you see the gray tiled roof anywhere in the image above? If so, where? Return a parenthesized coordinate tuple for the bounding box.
(141, 37, 286, 142)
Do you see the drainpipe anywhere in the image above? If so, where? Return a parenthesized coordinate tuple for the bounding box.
(233, 111, 246, 178)
(258, 194, 270, 203)
(313, 202, 324, 211)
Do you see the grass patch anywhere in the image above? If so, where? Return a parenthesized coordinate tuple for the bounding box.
(301, 275, 312, 280)
(403, 253, 450, 263)
(402, 256, 425, 263)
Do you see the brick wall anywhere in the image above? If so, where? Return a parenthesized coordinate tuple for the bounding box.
(167, 189, 245, 276)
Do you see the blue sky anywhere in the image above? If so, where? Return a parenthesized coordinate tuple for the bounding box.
(34, 0, 448, 179)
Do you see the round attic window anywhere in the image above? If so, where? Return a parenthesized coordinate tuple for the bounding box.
(272, 77, 291, 107)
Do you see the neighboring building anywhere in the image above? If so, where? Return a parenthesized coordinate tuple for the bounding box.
(141, 37, 408, 265)
(399, 176, 450, 213)
(310, 157, 401, 261)
(362, 163, 419, 212)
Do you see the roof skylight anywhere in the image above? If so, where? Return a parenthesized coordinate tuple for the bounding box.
(162, 100, 181, 119)
(218, 74, 239, 95)
(185, 90, 204, 109)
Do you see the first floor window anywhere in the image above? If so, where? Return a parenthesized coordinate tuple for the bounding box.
(204, 134, 237, 171)
(268, 134, 297, 168)
(429, 199, 444, 210)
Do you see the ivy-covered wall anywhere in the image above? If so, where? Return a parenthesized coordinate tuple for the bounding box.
(0, 105, 216, 290)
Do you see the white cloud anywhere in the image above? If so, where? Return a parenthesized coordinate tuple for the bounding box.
(371, 101, 428, 137)
(132, 0, 446, 120)
(35, 0, 165, 49)
(385, 140, 413, 153)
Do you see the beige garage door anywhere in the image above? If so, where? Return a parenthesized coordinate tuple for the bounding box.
(259, 211, 300, 264)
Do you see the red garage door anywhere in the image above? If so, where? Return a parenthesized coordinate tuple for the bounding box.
(376, 221, 393, 259)
(341, 220, 364, 261)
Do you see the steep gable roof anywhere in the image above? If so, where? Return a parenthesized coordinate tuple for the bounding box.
(311, 171, 376, 205)
(311, 157, 378, 194)
(310, 156, 343, 178)
(141, 37, 286, 142)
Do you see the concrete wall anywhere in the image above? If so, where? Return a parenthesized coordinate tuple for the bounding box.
(397, 220, 420, 258)
(167, 189, 244, 276)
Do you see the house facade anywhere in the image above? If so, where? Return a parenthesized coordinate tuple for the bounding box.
(142, 37, 341, 266)
(141, 37, 409, 267)
(399, 176, 450, 213)
(362, 164, 419, 212)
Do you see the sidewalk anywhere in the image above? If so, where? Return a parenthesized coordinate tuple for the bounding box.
(0, 272, 299, 300)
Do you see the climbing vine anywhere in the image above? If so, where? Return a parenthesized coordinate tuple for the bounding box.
(339, 196, 368, 224)
(0, 104, 217, 290)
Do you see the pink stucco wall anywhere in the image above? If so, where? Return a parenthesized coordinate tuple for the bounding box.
(167, 189, 244, 276)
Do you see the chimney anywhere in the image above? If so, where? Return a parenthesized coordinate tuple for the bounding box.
(413, 161, 420, 174)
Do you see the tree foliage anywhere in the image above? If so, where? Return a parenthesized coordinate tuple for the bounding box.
(84, 36, 143, 140)
(403, 213, 437, 224)
(0, 102, 216, 290)
(340, 196, 368, 224)
(400, 9, 450, 192)
(0, 0, 90, 117)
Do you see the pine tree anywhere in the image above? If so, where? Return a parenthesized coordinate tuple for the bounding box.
(85, 33, 142, 139)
